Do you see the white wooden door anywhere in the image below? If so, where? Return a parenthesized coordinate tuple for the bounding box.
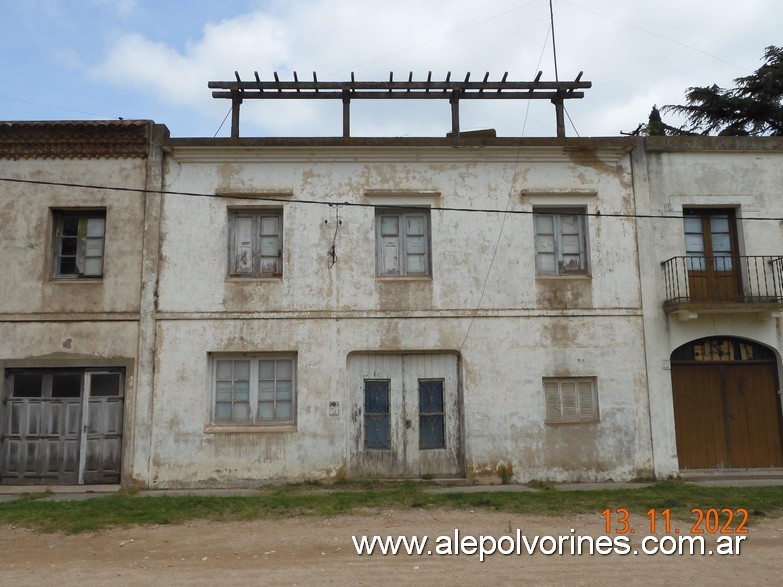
(348, 353, 461, 477)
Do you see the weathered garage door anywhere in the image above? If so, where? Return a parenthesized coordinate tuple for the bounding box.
(348, 353, 461, 477)
(671, 338, 783, 469)
(1, 369, 124, 485)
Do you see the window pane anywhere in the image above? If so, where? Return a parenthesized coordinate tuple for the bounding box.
(260, 217, 279, 236)
(62, 217, 79, 236)
(259, 380, 275, 400)
(420, 415, 445, 449)
(258, 402, 274, 420)
(364, 415, 391, 449)
(406, 235, 425, 254)
(683, 217, 703, 233)
(419, 380, 443, 413)
(380, 216, 399, 236)
(711, 233, 731, 254)
(710, 217, 729, 233)
(85, 238, 104, 257)
(260, 235, 279, 257)
(364, 381, 390, 413)
(215, 384, 233, 401)
(536, 253, 556, 274)
(90, 373, 121, 397)
(535, 215, 554, 234)
(406, 254, 425, 273)
(276, 380, 292, 400)
(275, 401, 292, 420)
(233, 360, 250, 380)
(86, 217, 105, 237)
(233, 381, 250, 401)
(216, 361, 233, 380)
(685, 235, 705, 253)
(84, 257, 103, 276)
(52, 374, 82, 398)
(12, 374, 44, 398)
(406, 216, 425, 236)
(276, 360, 292, 379)
(233, 402, 250, 421)
(60, 236, 78, 256)
(215, 402, 232, 421)
(559, 214, 579, 234)
(560, 234, 580, 255)
(259, 360, 275, 379)
(535, 235, 555, 253)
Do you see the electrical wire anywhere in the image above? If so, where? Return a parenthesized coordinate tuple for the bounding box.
(1, 176, 781, 222)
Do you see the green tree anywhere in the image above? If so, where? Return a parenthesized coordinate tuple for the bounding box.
(663, 45, 783, 136)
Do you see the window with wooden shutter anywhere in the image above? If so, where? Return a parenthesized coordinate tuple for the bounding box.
(375, 208, 430, 277)
(534, 208, 588, 275)
(52, 210, 106, 279)
(543, 378, 598, 423)
(228, 209, 283, 278)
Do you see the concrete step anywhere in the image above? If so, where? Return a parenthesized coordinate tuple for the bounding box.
(679, 468, 783, 482)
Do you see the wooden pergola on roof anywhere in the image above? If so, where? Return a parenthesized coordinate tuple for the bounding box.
(209, 71, 591, 138)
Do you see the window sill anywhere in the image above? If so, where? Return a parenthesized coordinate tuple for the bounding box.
(376, 276, 433, 281)
(225, 276, 283, 282)
(535, 274, 591, 280)
(48, 277, 104, 283)
(205, 424, 296, 434)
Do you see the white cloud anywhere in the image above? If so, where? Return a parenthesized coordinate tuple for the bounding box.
(86, 0, 783, 137)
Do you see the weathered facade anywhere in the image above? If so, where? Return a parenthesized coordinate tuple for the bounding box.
(634, 137, 783, 478)
(1, 123, 782, 488)
(0, 121, 167, 486)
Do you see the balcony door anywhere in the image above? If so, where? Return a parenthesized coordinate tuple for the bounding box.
(683, 209, 741, 302)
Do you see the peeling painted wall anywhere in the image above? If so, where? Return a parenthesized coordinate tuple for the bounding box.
(634, 137, 783, 477)
(149, 139, 653, 486)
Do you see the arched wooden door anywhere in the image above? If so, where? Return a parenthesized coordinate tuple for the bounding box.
(671, 338, 783, 469)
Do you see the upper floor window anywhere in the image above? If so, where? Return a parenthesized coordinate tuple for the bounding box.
(534, 208, 588, 275)
(52, 210, 106, 279)
(375, 208, 431, 277)
(228, 209, 283, 278)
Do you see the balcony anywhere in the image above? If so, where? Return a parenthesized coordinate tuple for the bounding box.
(661, 255, 783, 320)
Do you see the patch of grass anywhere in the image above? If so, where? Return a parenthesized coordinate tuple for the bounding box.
(0, 480, 781, 534)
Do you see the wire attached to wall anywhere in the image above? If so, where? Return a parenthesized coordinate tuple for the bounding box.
(326, 203, 342, 268)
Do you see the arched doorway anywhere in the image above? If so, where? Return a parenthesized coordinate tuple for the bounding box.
(671, 337, 783, 469)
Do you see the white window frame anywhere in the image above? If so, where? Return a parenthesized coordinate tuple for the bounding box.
(211, 354, 297, 427)
(228, 208, 283, 278)
(52, 209, 106, 279)
(543, 377, 598, 423)
(375, 207, 431, 277)
(534, 208, 588, 275)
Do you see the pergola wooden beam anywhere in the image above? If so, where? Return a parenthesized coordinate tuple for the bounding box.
(209, 71, 591, 138)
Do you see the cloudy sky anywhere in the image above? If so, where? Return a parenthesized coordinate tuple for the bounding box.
(1, 0, 779, 138)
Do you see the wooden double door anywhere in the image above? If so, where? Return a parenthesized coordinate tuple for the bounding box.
(671, 338, 783, 469)
(1, 369, 124, 485)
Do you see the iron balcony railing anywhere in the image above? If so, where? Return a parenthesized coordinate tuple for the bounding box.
(662, 255, 783, 306)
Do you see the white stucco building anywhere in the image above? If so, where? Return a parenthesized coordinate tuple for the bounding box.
(1, 121, 781, 488)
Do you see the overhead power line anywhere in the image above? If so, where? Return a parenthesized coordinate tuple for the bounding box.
(1, 176, 781, 222)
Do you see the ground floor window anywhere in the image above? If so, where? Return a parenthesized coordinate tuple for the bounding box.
(212, 354, 296, 426)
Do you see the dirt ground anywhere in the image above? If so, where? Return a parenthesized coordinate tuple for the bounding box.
(1, 509, 781, 586)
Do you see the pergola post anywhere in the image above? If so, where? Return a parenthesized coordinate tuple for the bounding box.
(231, 94, 242, 138)
(342, 90, 351, 138)
(450, 92, 460, 139)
